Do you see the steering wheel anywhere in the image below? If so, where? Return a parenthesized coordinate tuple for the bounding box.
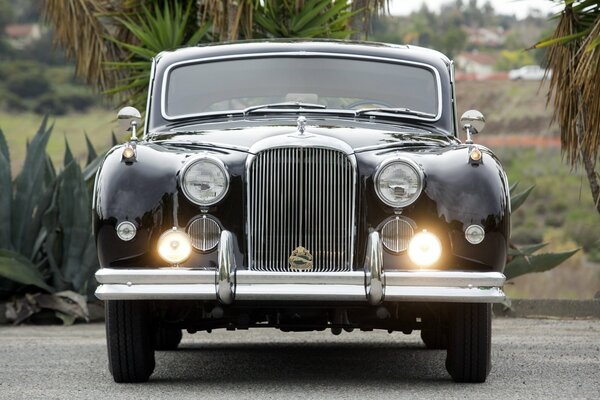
(346, 99, 395, 109)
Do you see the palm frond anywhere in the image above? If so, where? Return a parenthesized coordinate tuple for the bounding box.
(42, 0, 126, 92)
(106, 2, 211, 110)
(534, 0, 600, 212)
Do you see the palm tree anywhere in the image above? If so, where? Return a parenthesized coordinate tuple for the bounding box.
(535, 1, 600, 214)
(43, 0, 390, 108)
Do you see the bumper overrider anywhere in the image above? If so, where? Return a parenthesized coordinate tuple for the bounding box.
(95, 231, 506, 304)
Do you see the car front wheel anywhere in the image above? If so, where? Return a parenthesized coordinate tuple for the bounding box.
(105, 300, 156, 383)
(445, 303, 491, 383)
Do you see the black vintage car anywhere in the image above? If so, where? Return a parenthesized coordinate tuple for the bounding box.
(94, 40, 509, 383)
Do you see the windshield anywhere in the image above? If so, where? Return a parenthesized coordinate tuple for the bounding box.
(163, 56, 440, 120)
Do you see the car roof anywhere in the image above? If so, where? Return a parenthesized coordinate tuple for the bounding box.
(154, 39, 451, 68)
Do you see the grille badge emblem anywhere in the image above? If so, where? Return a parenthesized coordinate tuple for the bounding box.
(288, 246, 313, 271)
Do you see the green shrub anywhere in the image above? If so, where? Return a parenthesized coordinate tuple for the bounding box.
(34, 93, 67, 115)
(6, 72, 52, 99)
(3, 93, 29, 112)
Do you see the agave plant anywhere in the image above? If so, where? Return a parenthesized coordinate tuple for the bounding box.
(505, 182, 579, 281)
(0, 118, 105, 323)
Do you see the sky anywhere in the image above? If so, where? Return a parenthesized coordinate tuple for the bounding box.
(389, 0, 562, 19)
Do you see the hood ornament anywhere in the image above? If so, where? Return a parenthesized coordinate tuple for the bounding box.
(297, 116, 306, 135)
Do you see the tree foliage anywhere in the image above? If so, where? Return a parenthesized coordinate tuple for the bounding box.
(43, 0, 390, 110)
(535, 1, 600, 214)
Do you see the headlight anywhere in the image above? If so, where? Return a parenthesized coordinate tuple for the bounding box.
(374, 158, 423, 208)
(157, 228, 192, 264)
(181, 156, 229, 206)
(408, 230, 442, 267)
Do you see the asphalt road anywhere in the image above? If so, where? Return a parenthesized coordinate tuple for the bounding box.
(1, 318, 599, 399)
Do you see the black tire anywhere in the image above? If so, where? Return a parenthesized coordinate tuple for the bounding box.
(421, 327, 447, 350)
(155, 326, 183, 350)
(445, 303, 491, 383)
(105, 300, 156, 383)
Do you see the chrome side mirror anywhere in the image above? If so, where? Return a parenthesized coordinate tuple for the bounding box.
(117, 106, 142, 141)
(460, 110, 485, 144)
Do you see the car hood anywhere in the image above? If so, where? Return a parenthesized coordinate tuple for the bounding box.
(149, 117, 459, 153)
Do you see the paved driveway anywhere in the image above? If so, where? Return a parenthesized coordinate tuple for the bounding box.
(1, 318, 599, 399)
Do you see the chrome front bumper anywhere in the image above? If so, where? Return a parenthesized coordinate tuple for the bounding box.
(95, 231, 506, 304)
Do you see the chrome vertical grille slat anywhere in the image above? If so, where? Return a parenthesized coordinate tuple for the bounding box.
(248, 147, 355, 272)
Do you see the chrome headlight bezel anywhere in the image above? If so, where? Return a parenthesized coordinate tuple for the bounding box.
(180, 156, 230, 206)
(374, 157, 424, 208)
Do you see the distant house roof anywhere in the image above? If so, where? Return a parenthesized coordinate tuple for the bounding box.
(456, 51, 497, 66)
(4, 24, 38, 38)
(464, 27, 505, 47)
(3, 23, 42, 49)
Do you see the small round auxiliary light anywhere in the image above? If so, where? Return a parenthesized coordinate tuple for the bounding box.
(116, 221, 136, 241)
(157, 228, 192, 265)
(408, 230, 442, 268)
(469, 147, 482, 162)
(465, 224, 485, 244)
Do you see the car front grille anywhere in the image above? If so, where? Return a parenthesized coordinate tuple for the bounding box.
(247, 147, 356, 272)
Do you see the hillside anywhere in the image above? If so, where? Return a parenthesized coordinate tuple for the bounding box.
(455, 80, 558, 136)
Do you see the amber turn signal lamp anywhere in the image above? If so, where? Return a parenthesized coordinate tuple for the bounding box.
(469, 147, 482, 162)
(121, 143, 137, 163)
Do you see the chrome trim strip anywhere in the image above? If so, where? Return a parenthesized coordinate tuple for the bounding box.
(384, 287, 505, 303)
(364, 232, 384, 305)
(248, 133, 355, 155)
(385, 271, 506, 287)
(160, 52, 443, 123)
(94, 267, 506, 302)
(235, 284, 366, 301)
(217, 230, 236, 304)
(143, 57, 156, 140)
(95, 268, 216, 284)
(96, 284, 217, 300)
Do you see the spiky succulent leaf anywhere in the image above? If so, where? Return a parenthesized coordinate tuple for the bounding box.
(505, 249, 580, 281)
(508, 242, 549, 257)
(0, 249, 54, 292)
(11, 116, 53, 256)
(56, 159, 95, 293)
(510, 185, 535, 212)
(0, 129, 12, 250)
(84, 133, 98, 166)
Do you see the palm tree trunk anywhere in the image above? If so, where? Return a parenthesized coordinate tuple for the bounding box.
(576, 94, 600, 213)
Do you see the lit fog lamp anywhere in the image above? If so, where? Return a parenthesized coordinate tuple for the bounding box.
(465, 224, 485, 244)
(408, 231, 442, 267)
(157, 228, 192, 265)
(469, 147, 482, 162)
(116, 221, 136, 241)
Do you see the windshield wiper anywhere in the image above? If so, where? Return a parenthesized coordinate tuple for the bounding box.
(354, 107, 436, 119)
(243, 102, 327, 115)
